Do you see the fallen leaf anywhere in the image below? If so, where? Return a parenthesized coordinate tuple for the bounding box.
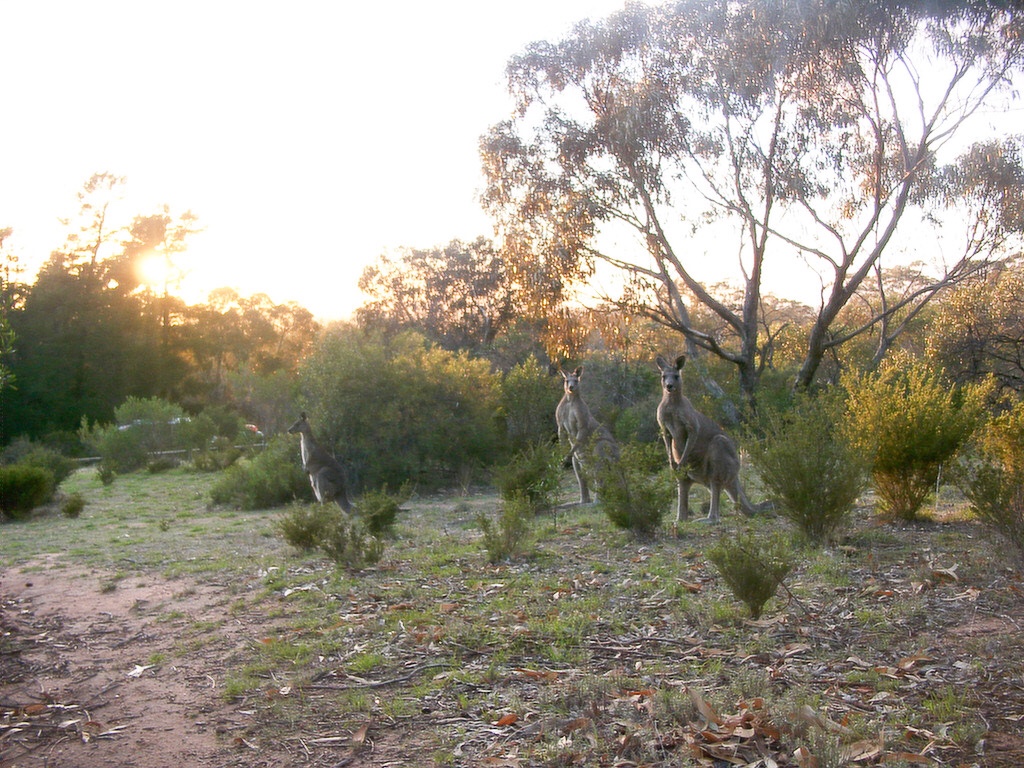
(495, 712, 519, 727)
(352, 723, 369, 745)
(884, 751, 931, 764)
(841, 738, 884, 762)
(127, 664, 154, 678)
(686, 686, 722, 726)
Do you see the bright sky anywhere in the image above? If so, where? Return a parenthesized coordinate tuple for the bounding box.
(1, 0, 634, 321)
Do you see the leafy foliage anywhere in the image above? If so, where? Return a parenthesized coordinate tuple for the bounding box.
(844, 359, 990, 521)
(355, 485, 407, 538)
(61, 491, 86, 518)
(209, 435, 310, 510)
(748, 392, 869, 544)
(276, 504, 335, 552)
(953, 400, 1024, 558)
(80, 397, 190, 473)
(481, 1, 1024, 402)
(1, 440, 76, 486)
(299, 326, 502, 490)
(478, 494, 533, 563)
(500, 356, 562, 451)
(357, 237, 520, 353)
(0, 464, 54, 520)
(598, 443, 673, 538)
(493, 441, 562, 513)
(707, 531, 794, 619)
(318, 514, 385, 569)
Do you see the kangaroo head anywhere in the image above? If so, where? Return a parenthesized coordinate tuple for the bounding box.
(656, 355, 686, 393)
(561, 366, 583, 395)
(287, 412, 309, 435)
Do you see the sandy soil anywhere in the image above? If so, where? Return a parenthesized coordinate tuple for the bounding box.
(1, 560, 263, 767)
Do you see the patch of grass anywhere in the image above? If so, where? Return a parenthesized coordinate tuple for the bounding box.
(2, 464, 1017, 767)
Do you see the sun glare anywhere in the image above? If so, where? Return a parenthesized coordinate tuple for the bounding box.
(137, 253, 172, 290)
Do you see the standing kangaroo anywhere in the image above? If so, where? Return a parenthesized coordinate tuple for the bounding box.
(287, 413, 353, 513)
(656, 355, 756, 523)
(556, 366, 620, 504)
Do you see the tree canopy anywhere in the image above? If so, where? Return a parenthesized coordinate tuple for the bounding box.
(481, 0, 1024, 407)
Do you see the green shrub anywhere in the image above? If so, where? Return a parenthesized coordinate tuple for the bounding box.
(319, 514, 385, 569)
(707, 531, 794, 619)
(501, 356, 563, 452)
(210, 435, 310, 510)
(953, 401, 1024, 558)
(300, 328, 502, 490)
(80, 397, 190, 473)
(277, 504, 334, 552)
(0, 464, 54, 520)
(493, 441, 561, 512)
(61, 492, 86, 518)
(192, 442, 242, 472)
(478, 494, 533, 563)
(2, 440, 76, 485)
(356, 485, 407, 537)
(599, 443, 673, 538)
(97, 463, 116, 485)
(748, 392, 869, 544)
(844, 357, 990, 521)
(147, 456, 180, 473)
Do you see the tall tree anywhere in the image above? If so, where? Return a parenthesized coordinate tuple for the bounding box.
(356, 237, 520, 353)
(481, 0, 1024, 408)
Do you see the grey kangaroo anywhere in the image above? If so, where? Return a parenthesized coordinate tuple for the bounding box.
(556, 366, 620, 504)
(287, 413, 353, 512)
(656, 355, 756, 523)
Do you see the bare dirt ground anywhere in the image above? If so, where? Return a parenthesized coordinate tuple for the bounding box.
(0, 558, 450, 768)
(1, 560, 269, 768)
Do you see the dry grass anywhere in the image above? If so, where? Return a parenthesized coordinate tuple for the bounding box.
(3, 466, 1024, 767)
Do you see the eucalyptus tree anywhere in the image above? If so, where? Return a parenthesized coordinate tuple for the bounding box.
(481, 0, 1024, 407)
(356, 237, 520, 353)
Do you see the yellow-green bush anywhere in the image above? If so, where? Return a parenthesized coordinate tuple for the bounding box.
(844, 357, 990, 521)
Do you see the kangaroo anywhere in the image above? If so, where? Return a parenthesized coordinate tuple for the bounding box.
(556, 366, 620, 504)
(287, 413, 353, 513)
(656, 355, 756, 523)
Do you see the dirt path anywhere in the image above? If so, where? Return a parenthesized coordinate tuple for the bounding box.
(1, 559, 263, 768)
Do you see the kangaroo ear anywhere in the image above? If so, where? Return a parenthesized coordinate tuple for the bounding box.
(574, 366, 583, 377)
(674, 355, 686, 370)
(656, 355, 668, 370)
(300, 412, 307, 420)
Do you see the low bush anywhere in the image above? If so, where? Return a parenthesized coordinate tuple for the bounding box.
(2, 440, 76, 486)
(478, 494, 533, 563)
(953, 401, 1024, 558)
(599, 443, 673, 538)
(319, 514, 385, 569)
(277, 499, 390, 568)
(210, 436, 310, 510)
(0, 464, 54, 521)
(277, 504, 335, 552)
(493, 441, 561, 513)
(844, 357, 989, 521)
(707, 530, 794, 619)
(356, 485, 407, 537)
(61, 492, 86, 518)
(748, 392, 869, 544)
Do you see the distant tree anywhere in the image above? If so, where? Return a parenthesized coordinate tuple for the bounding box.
(927, 259, 1024, 396)
(481, 1, 1024, 409)
(0, 227, 16, 393)
(1, 177, 199, 441)
(178, 288, 316, 413)
(356, 237, 520, 353)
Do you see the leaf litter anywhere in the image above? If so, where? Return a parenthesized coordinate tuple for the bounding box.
(2, 500, 1024, 767)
